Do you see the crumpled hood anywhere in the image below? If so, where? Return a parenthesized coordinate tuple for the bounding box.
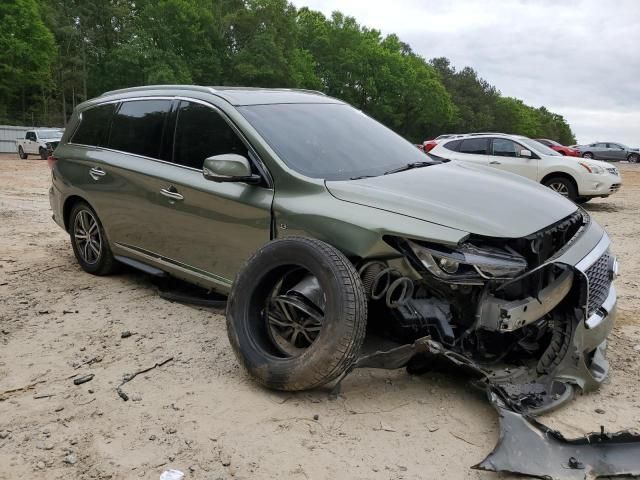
(326, 161, 578, 238)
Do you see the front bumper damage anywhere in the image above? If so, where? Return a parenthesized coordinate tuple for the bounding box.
(343, 335, 640, 480)
(335, 227, 632, 479)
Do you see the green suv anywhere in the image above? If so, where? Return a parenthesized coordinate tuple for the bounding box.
(49, 86, 617, 409)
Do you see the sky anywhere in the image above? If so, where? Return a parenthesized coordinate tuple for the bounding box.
(289, 0, 640, 146)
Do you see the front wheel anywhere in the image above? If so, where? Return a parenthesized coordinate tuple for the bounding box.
(226, 237, 367, 391)
(543, 176, 578, 201)
(39, 147, 48, 160)
(18, 146, 27, 159)
(582, 152, 594, 159)
(576, 197, 592, 204)
(69, 202, 118, 275)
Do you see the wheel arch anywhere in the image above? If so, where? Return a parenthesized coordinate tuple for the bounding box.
(541, 171, 579, 192)
(62, 195, 93, 232)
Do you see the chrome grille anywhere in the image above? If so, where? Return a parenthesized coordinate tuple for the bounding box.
(585, 251, 612, 316)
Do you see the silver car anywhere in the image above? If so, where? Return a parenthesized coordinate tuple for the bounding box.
(577, 142, 640, 163)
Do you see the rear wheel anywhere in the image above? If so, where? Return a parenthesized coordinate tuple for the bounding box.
(543, 176, 578, 201)
(18, 146, 27, 159)
(226, 237, 367, 391)
(39, 147, 47, 160)
(628, 153, 639, 163)
(69, 202, 118, 275)
(576, 197, 592, 204)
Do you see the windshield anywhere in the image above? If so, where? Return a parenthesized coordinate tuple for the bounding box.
(36, 129, 63, 139)
(238, 103, 434, 180)
(520, 138, 561, 156)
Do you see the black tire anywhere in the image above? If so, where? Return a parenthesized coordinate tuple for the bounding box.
(39, 147, 48, 160)
(543, 176, 578, 201)
(18, 146, 27, 159)
(226, 236, 367, 391)
(628, 153, 639, 163)
(582, 152, 594, 159)
(576, 197, 592, 204)
(69, 201, 118, 275)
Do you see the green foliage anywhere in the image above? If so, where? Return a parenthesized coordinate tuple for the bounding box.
(0, 0, 55, 123)
(1, 0, 576, 144)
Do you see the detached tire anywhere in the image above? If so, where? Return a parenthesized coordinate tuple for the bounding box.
(226, 236, 367, 391)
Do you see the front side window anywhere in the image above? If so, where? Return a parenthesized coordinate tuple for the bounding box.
(459, 138, 488, 155)
(108, 100, 171, 158)
(238, 103, 435, 180)
(491, 138, 522, 157)
(173, 101, 249, 170)
(71, 103, 116, 147)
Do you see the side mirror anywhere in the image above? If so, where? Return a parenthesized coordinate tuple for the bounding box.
(520, 149, 533, 158)
(202, 154, 261, 184)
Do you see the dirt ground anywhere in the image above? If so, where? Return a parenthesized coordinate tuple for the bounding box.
(1, 153, 639, 480)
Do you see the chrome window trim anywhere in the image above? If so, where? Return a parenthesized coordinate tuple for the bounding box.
(575, 233, 610, 272)
(67, 95, 274, 188)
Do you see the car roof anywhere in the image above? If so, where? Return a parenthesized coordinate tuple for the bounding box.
(99, 85, 342, 106)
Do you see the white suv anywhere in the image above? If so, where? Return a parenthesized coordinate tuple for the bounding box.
(429, 133, 622, 203)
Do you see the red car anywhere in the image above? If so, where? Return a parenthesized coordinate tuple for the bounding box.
(535, 139, 580, 157)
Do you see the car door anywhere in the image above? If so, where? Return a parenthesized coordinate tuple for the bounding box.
(591, 143, 608, 160)
(487, 138, 539, 181)
(25, 131, 37, 154)
(449, 138, 490, 166)
(606, 143, 626, 161)
(134, 99, 274, 288)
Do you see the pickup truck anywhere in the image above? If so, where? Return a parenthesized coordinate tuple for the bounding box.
(16, 129, 64, 159)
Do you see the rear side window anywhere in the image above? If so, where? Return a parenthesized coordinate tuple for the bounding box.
(443, 139, 461, 151)
(173, 101, 249, 170)
(71, 103, 116, 147)
(108, 100, 171, 159)
(26, 131, 36, 141)
(459, 138, 488, 155)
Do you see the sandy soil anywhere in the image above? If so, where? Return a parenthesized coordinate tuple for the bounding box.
(1, 153, 639, 480)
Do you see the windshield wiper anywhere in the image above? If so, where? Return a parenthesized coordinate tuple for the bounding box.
(349, 174, 377, 180)
(383, 161, 433, 176)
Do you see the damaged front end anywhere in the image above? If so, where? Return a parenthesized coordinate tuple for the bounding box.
(362, 209, 618, 414)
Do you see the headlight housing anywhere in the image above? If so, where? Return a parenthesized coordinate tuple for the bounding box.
(407, 240, 527, 284)
(579, 162, 605, 174)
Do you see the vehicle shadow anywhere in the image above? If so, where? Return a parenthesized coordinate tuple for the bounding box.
(582, 202, 623, 213)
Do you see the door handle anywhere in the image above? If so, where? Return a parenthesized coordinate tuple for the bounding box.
(489, 160, 501, 165)
(160, 187, 184, 201)
(89, 167, 106, 180)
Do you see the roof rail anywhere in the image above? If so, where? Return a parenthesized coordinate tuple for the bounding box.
(100, 84, 215, 97)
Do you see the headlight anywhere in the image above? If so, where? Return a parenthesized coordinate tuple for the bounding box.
(579, 162, 605, 174)
(407, 240, 527, 284)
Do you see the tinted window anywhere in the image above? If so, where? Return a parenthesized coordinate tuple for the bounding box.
(71, 103, 116, 147)
(173, 101, 249, 170)
(491, 138, 522, 157)
(443, 139, 461, 151)
(459, 138, 488, 155)
(238, 103, 436, 180)
(26, 132, 36, 141)
(108, 100, 171, 158)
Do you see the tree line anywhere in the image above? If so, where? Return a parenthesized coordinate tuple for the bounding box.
(0, 0, 576, 144)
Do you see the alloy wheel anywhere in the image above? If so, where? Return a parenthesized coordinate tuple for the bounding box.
(583, 153, 593, 159)
(264, 270, 326, 357)
(548, 182, 569, 197)
(73, 209, 102, 265)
